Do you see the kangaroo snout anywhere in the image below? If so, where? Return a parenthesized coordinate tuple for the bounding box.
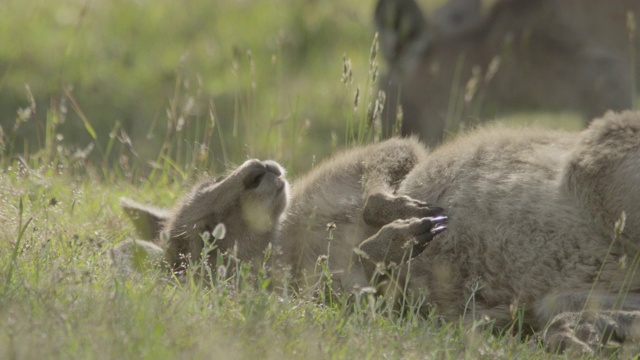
(240, 159, 286, 189)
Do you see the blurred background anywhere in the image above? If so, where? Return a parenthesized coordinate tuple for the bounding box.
(0, 0, 635, 181)
(0, 0, 385, 178)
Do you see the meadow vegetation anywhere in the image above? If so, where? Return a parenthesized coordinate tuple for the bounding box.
(0, 0, 611, 358)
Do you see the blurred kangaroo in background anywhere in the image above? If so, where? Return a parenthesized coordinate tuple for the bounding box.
(376, 0, 639, 145)
(117, 110, 640, 354)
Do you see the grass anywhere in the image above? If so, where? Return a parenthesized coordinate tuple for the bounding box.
(0, 167, 554, 359)
(0, 0, 627, 359)
(0, 0, 383, 175)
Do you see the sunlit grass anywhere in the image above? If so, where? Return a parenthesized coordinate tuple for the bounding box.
(0, 164, 560, 359)
(0, 0, 618, 358)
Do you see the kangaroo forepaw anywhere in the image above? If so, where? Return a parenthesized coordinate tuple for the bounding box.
(410, 216, 448, 256)
(363, 192, 444, 226)
(358, 215, 448, 265)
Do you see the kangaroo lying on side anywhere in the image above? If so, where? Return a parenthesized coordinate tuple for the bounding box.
(117, 110, 640, 354)
(115, 138, 446, 290)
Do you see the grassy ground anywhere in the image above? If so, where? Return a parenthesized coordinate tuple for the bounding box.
(0, 165, 554, 359)
(0, 0, 618, 359)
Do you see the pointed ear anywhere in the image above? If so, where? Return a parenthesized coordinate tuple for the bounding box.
(374, 0, 430, 66)
(120, 198, 170, 241)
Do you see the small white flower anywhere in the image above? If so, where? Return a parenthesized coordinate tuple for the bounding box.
(212, 223, 226, 240)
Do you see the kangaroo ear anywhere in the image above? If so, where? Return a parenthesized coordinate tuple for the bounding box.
(374, 0, 430, 67)
(120, 198, 170, 241)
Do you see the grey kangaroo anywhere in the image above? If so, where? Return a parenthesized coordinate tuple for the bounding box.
(117, 110, 640, 354)
(115, 138, 446, 290)
(376, 0, 638, 145)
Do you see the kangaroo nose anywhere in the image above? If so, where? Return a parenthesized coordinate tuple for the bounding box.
(242, 161, 267, 189)
(264, 160, 283, 177)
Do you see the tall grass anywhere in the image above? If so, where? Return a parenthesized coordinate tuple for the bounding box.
(0, 165, 548, 359)
(0, 48, 552, 360)
(0, 0, 382, 178)
(0, 0, 622, 358)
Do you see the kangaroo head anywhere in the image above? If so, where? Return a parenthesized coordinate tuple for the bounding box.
(375, 0, 430, 74)
(122, 159, 289, 273)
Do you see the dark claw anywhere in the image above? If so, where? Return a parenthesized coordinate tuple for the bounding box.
(431, 215, 448, 224)
(423, 205, 444, 213)
(408, 216, 447, 257)
(410, 214, 448, 257)
(431, 224, 447, 235)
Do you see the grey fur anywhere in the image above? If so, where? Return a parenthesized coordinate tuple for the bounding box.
(116, 159, 290, 275)
(376, 0, 638, 145)
(117, 138, 443, 285)
(117, 110, 640, 353)
(393, 110, 640, 353)
(163, 159, 289, 272)
(275, 137, 442, 292)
